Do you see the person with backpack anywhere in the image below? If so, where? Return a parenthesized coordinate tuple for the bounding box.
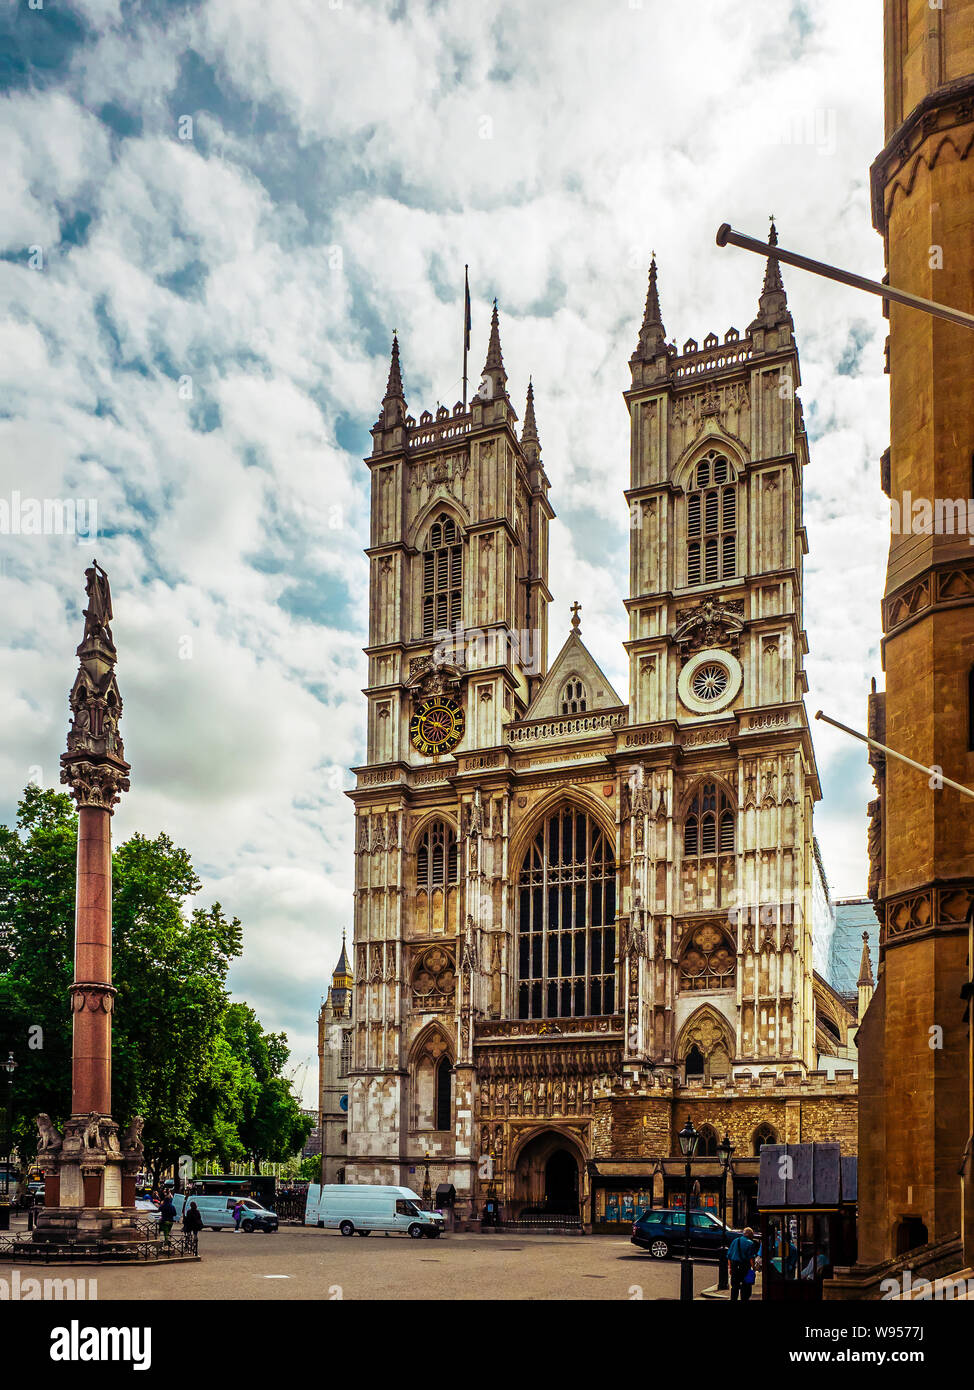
(182, 1199, 203, 1254)
(727, 1226, 760, 1302)
(232, 1199, 246, 1233)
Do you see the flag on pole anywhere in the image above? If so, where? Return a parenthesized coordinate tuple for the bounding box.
(462, 264, 471, 408)
(464, 265, 472, 351)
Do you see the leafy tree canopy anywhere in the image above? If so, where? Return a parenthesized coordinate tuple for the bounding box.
(0, 786, 311, 1179)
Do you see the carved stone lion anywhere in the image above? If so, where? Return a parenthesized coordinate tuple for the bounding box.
(82, 1112, 102, 1149)
(120, 1116, 145, 1154)
(36, 1113, 63, 1152)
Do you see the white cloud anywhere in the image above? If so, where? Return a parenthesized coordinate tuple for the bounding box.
(0, 0, 893, 1100)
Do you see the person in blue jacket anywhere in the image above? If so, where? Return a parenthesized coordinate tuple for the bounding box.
(727, 1227, 760, 1302)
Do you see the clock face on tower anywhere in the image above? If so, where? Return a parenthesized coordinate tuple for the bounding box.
(410, 695, 465, 756)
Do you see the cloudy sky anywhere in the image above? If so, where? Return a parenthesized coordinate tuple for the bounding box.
(1, 0, 890, 1104)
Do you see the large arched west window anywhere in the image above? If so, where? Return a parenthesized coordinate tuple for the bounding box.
(686, 451, 737, 586)
(516, 806, 616, 1020)
(422, 513, 463, 637)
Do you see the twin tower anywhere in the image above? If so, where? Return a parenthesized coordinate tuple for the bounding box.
(345, 238, 824, 1217)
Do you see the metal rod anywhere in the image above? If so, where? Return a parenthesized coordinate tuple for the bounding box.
(716, 224, 974, 332)
(814, 710, 974, 801)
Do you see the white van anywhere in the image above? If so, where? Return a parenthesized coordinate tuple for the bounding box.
(172, 1193, 278, 1233)
(304, 1184, 444, 1239)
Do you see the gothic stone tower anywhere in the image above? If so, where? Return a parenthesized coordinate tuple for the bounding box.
(622, 242, 821, 1084)
(346, 310, 553, 1204)
(853, 0, 974, 1276)
(317, 935, 354, 1183)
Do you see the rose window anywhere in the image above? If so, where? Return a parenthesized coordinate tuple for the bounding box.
(691, 663, 729, 701)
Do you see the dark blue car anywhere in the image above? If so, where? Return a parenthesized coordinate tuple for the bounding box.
(630, 1207, 743, 1260)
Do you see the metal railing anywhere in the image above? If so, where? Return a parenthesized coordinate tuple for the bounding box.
(500, 1214, 584, 1233)
(0, 1230, 198, 1262)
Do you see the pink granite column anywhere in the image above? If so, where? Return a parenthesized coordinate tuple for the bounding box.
(71, 805, 114, 1117)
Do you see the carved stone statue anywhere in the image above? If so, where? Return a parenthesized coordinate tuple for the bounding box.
(36, 1113, 63, 1152)
(82, 561, 114, 646)
(82, 1112, 102, 1150)
(120, 1116, 145, 1155)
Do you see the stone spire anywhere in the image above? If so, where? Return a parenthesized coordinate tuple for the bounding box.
(328, 931, 353, 1018)
(750, 219, 792, 331)
(632, 256, 667, 361)
(857, 930, 875, 1023)
(333, 931, 353, 987)
(379, 332, 407, 427)
(478, 299, 508, 400)
(520, 377, 540, 460)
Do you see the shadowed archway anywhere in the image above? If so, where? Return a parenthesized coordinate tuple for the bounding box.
(511, 1129, 584, 1219)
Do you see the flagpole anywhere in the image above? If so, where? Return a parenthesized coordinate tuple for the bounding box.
(462, 264, 470, 409)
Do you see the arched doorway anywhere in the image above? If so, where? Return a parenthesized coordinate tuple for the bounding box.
(512, 1130, 584, 1221)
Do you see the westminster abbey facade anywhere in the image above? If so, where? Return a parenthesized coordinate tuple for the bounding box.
(345, 242, 858, 1228)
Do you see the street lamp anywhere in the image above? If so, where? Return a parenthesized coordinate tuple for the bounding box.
(716, 1131, 735, 1292)
(422, 1153, 432, 1210)
(677, 1116, 699, 1302)
(2, 1053, 17, 1199)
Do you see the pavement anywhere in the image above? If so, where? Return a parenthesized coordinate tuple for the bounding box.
(0, 1218, 725, 1300)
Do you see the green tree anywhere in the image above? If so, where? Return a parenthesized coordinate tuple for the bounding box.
(0, 786, 306, 1183)
(297, 1154, 321, 1182)
(0, 786, 76, 1161)
(220, 1004, 313, 1169)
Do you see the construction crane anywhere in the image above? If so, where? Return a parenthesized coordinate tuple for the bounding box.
(285, 1056, 314, 1106)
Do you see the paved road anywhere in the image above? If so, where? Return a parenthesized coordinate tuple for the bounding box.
(8, 1225, 724, 1300)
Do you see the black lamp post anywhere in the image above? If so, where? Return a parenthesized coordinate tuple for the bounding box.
(677, 1116, 699, 1302)
(422, 1153, 432, 1210)
(716, 1131, 735, 1291)
(2, 1052, 16, 1199)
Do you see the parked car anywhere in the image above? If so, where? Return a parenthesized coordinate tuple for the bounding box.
(304, 1183, 444, 1239)
(171, 1193, 278, 1233)
(630, 1207, 743, 1260)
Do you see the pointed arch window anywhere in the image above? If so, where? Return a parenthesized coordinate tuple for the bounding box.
(434, 1056, 452, 1132)
(683, 781, 736, 861)
(753, 1123, 777, 1155)
(416, 821, 458, 891)
(686, 452, 737, 586)
(422, 514, 463, 638)
(561, 678, 587, 714)
(696, 1124, 719, 1157)
(516, 806, 616, 1020)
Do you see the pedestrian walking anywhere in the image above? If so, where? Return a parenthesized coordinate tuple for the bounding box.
(232, 1199, 245, 1233)
(159, 1193, 177, 1245)
(727, 1226, 759, 1302)
(182, 1199, 203, 1255)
